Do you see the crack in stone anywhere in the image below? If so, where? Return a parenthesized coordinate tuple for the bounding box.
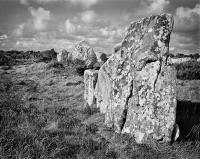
(119, 80, 134, 132)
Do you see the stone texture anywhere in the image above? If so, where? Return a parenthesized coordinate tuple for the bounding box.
(84, 69, 98, 107)
(95, 65, 112, 113)
(57, 49, 69, 62)
(95, 14, 176, 143)
(70, 40, 97, 68)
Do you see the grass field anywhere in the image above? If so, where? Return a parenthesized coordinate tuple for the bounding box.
(0, 60, 200, 159)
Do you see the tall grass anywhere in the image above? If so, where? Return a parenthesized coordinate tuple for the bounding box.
(1, 61, 200, 159)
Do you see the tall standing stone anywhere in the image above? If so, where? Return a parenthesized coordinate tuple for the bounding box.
(95, 14, 176, 143)
(57, 49, 69, 62)
(84, 69, 99, 107)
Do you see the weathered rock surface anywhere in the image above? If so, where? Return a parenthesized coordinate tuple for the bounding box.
(57, 49, 70, 62)
(70, 40, 97, 68)
(95, 66, 112, 113)
(84, 69, 98, 107)
(95, 14, 176, 143)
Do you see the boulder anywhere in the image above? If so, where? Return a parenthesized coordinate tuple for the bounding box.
(95, 14, 176, 143)
(70, 40, 97, 68)
(84, 69, 98, 107)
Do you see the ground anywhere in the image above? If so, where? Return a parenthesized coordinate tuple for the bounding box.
(0, 59, 200, 159)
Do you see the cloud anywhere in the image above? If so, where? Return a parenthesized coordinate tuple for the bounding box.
(174, 4, 200, 33)
(18, 0, 98, 8)
(0, 34, 8, 40)
(148, 0, 169, 13)
(64, 10, 97, 34)
(20, 0, 29, 5)
(170, 32, 199, 53)
(65, 19, 76, 34)
(13, 23, 25, 36)
(28, 7, 51, 31)
(140, 0, 170, 14)
(171, 4, 200, 52)
(68, 0, 98, 8)
(80, 10, 96, 23)
(12, 7, 51, 39)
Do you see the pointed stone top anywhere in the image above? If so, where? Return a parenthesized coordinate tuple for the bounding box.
(118, 14, 174, 61)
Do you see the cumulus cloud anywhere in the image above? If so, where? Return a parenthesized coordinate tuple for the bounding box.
(140, 0, 170, 14)
(148, 0, 169, 13)
(171, 4, 200, 52)
(68, 0, 98, 8)
(28, 7, 51, 31)
(20, 0, 29, 5)
(13, 7, 51, 38)
(13, 23, 25, 36)
(19, 0, 98, 8)
(170, 32, 199, 53)
(65, 19, 76, 34)
(64, 10, 97, 34)
(0, 34, 8, 40)
(174, 4, 200, 33)
(80, 10, 96, 23)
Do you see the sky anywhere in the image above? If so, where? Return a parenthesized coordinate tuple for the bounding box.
(0, 0, 199, 54)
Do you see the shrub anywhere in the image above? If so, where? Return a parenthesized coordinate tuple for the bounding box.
(175, 61, 200, 80)
(46, 61, 65, 70)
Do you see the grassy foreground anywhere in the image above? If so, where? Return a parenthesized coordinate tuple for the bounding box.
(0, 61, 200, 159)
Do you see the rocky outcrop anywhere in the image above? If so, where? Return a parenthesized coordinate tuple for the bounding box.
(95, 14, 176, 143)
(70, 40, 97, 68)
(84, 69, 98, 107)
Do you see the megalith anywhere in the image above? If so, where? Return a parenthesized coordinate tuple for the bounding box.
(70, 40, 97, 68)
(95, 14, 176, 143)
(84, 69, 99, 107)
(57, 49, 70, 62)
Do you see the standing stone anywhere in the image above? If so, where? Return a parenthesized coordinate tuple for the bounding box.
(84, 69, 98, 107)
(95, 14, 176, 143)
(57, 49, 69, 62)
(57, 52, 62, 62)
(95, 65, 112, 113)
(70, 40, 97, 68)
